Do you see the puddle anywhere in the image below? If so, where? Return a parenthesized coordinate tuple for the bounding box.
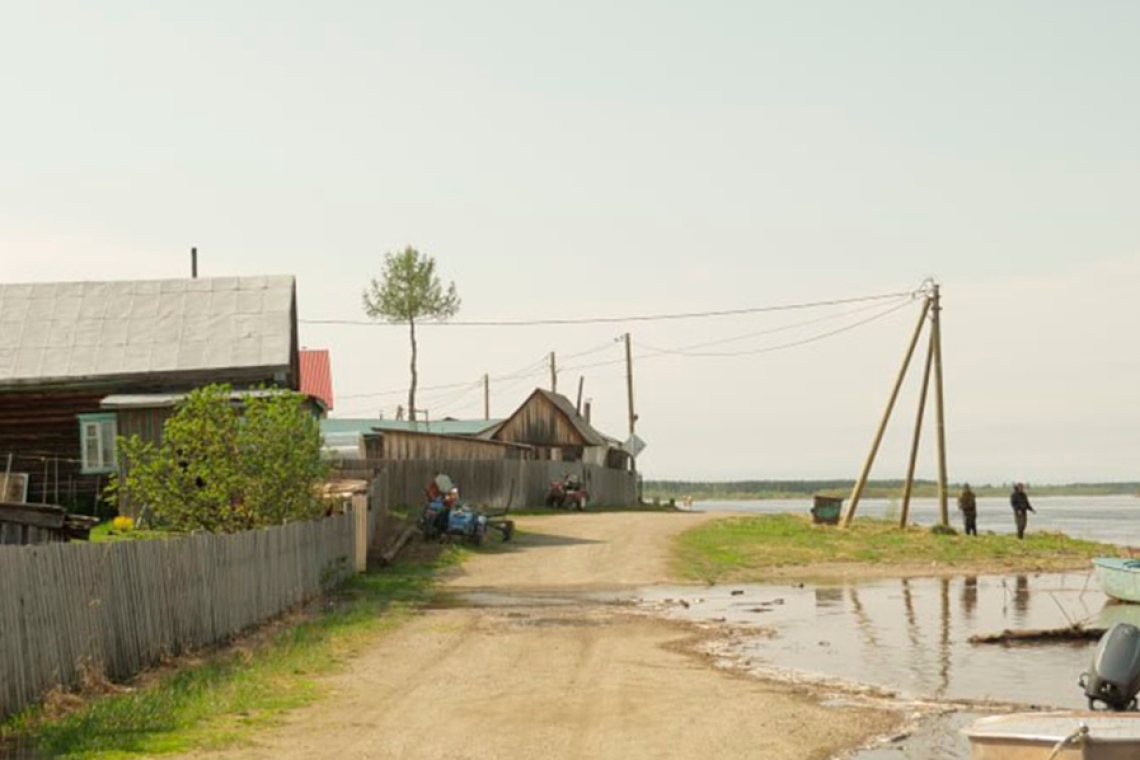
(637, 573, 1130, 760)
(449, 575, 1126, 760)
(638, 573, 1112, 709)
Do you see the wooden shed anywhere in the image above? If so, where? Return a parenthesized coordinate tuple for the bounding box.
(0, 276, 301, 511)
(487, 389, 631, 470)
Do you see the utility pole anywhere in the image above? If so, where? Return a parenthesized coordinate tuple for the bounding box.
(931, 284, 950, 525)
(624, 332, 636, 438)
(841, 297, 932, 527)
(483, 374, 490, 420)
(550, 352, 557, 394)
(900, 324, 936, 528)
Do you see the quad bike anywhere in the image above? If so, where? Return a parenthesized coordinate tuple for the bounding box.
(545, 476, 588, 511)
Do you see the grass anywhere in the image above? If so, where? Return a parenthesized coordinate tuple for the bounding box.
(88, 522, 171, 542)
(1, 551, 461, 759)
(672, 513, 1120, 584)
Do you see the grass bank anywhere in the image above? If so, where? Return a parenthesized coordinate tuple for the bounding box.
(672, 513, 1119, 583)
(1, 551, 459, 759)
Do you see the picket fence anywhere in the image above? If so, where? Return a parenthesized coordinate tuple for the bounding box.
(0, 512, 358, 719)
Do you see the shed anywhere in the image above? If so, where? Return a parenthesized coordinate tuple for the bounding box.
(487, 389, 631, 470)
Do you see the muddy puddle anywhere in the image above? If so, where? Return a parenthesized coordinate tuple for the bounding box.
(634, 571, 1131, 759)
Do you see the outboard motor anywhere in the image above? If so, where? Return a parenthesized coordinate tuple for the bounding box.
(1080, 622, 1140, 711)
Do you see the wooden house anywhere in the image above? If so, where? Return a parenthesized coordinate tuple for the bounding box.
(486, 389, 631, 470)
(0, 275, 300, 510)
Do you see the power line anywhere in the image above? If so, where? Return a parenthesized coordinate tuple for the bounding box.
(301, 288, 923, 328)
(337, 355, 548, 401)
(635, 297, 917, 358)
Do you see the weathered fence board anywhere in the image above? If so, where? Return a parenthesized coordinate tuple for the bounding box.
(0, 512, 358, 719)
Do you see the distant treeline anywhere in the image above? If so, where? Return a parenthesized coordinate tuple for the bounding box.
(642, 479, 1140, 501)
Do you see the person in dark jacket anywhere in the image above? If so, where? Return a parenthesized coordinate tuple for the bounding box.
(1010, 482, 1035, 539)
(958, 484, 978, 536)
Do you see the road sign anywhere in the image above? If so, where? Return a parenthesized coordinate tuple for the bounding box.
(623, 434, 646, 458)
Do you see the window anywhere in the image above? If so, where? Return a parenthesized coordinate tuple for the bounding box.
(79, 413, 117, 474)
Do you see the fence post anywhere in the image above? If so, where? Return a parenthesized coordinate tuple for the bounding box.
(352, 496, 368, 573)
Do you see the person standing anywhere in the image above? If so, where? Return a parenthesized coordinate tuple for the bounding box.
(958, 483, 978, 536)
(1010, 482, 1035, 539)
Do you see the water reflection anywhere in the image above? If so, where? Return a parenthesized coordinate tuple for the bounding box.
(641, 571, 1110, 709)
(961, 576, 977, 619)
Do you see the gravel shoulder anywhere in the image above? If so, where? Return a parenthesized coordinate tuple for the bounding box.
(184, 512, 906, 760)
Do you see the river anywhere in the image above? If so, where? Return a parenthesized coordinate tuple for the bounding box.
(692, 494, 1140, 546)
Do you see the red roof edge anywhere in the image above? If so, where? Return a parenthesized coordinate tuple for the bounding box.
(299, 349, 334, 411)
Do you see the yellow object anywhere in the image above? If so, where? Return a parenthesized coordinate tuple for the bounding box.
(112, 516, 135, 532)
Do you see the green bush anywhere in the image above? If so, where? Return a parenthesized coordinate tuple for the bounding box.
(107, 385, 328, 533)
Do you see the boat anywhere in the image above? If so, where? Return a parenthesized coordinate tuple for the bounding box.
(963, 712, 1140, 759)
(1093, 558, 1140, 604)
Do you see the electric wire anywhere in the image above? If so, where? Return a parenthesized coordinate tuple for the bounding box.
(635, 296, 917, 358)
(301, 288, 924, 328)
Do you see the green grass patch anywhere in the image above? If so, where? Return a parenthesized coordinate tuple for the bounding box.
(88, 522, 173, 542)
(672, 513, 1117, 583)
(2, 552, 459, 759)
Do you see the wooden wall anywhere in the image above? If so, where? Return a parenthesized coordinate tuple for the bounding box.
(0, 390, 107, 509)
(0, 512, 357, 719)
(493, 394, 587, 448)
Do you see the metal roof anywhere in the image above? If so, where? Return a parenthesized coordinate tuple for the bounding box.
(100, 388, 290, 409)
(299, 349, 334, 410)
(0, 275, 296, 386)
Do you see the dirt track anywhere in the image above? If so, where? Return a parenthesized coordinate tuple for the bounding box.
(190, 512, 903, 760)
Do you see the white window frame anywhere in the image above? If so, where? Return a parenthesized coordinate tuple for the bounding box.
(79, 413, 118, 474)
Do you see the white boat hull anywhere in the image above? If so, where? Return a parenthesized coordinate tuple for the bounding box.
(964, 712, 1140, 760)
(1093, 558, 1140, 604)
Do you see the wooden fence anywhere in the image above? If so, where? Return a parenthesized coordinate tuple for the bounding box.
(362, 459, 638, 512)
(0, 511, 359, 720)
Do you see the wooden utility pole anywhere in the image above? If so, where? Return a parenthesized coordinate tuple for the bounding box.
(550, 352, 557, 393)
(900, 324, 936, 527)
(931, 284, 950, 525)
(624, 332, 636, 438)
(841, 297, 932, 527)
(483, 374, 490, 420)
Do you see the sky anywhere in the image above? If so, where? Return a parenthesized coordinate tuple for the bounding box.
(2, 1, 1138, 485)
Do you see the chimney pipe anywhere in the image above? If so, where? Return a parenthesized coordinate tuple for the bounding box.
(584, 400, 592, 423)
(191, 247, 198, 278)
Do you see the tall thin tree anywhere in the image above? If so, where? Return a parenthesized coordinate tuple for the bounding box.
(362, 247, 461, 421)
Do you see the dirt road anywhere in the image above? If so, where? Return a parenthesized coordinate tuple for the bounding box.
(193, 512, 903, 760)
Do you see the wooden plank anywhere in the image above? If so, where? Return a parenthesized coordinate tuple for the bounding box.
(0, 502, 66, 530)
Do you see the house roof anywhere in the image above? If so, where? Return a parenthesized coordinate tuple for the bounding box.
(320, 417, 502, 437)
(534, 389, 610, 446)
(299, 349, 334, 410)
(0, 275, 296, 387)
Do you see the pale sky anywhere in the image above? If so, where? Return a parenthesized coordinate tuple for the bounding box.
(2, 2, 1138, 484)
